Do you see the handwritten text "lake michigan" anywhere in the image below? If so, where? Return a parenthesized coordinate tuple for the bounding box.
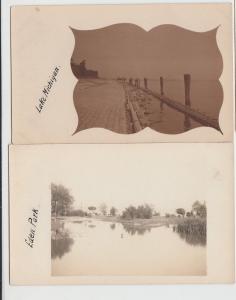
(36, 66, 60, 113)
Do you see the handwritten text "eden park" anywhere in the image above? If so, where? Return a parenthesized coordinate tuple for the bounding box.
(25, 208, 39, 248)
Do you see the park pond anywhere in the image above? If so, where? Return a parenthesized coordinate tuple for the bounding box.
(51, 217, 206, 276)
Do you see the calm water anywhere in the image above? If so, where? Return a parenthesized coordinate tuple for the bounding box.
(135, 79, 222, 134)
(143, 79, 222, 119)
(52, 218, 206, 276)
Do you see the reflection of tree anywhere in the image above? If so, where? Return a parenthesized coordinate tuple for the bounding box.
(173, 218, 206, 246)
(122, 223, 151, 236)
(110, 223, 116, 230)
(88, 224, 96, 228)
(51, 222, 74, 259)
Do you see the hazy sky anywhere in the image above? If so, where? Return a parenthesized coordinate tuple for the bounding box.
(48, 144, 213, 215)
(72, 24, 222, 80)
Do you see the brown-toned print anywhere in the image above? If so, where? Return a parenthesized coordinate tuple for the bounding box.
(71, 24, 223, 135)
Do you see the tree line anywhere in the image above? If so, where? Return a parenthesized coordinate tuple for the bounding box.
(51, 183, 206, 220)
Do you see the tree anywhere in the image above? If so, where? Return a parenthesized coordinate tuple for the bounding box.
(121, 206, 136, 219)
(110, 207, 117, 216)
(192, 201, 207, 218)
(136, 204, 153, 219)
(88, 206, 96, 211)
(192, 201, 201, 214)
(176, 208, 185, 218)
(100, 203, 107, 216)
(198, 204, 207, 218)
(51, 183, 74, 217)
(121, 204, 153, 220)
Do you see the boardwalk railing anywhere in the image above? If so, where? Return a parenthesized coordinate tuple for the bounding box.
(119, 75, 220, 131)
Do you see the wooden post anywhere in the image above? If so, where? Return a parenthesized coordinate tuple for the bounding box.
(184, 74, 191, 106)
(184, 74, 191, 130)
(144, 78, 148, 89)
(160, 77, 164, 95)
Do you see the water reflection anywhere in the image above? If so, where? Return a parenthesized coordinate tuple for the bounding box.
(88, 224, 96, 228)
(51, 219, 206, 263)
(121, 222, 151, 236)
(173, 220, 206, 246)
(73, 220, 83, 224)
(51, 224, 74, 259)
(110, 223, 116, 230)
(52, 218, 206, 276)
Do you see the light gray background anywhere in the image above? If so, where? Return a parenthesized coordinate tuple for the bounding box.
(1, 0, 235, 299)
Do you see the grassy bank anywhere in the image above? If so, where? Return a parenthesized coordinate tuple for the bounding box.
(173, 217, 206, 245)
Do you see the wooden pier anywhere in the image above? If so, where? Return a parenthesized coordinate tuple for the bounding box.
(120, 74, 220, 131)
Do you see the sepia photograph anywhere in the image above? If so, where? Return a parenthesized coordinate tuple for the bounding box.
(51, 184, 207, 276)
(71, 24, 222, 135)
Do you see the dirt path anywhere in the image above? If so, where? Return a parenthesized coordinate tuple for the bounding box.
(73, 79, 131, 134)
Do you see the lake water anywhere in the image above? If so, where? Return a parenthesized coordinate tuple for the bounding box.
(52, 218, 206, 276)
(130, 78, 222, 134)
(141, 79, 222, 119)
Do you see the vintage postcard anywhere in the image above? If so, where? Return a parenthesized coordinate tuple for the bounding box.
(9, 143, 234, 284)
(11, 3, 234, 144)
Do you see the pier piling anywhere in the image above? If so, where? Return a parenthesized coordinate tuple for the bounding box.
(184, 74, 191, 107)
(160, 77, 164, 95)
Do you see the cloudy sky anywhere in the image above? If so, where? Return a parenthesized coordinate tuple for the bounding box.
(71, 24, 222, 80)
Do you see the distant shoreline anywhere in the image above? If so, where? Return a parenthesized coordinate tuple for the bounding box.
(52, 215, 206, 230)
